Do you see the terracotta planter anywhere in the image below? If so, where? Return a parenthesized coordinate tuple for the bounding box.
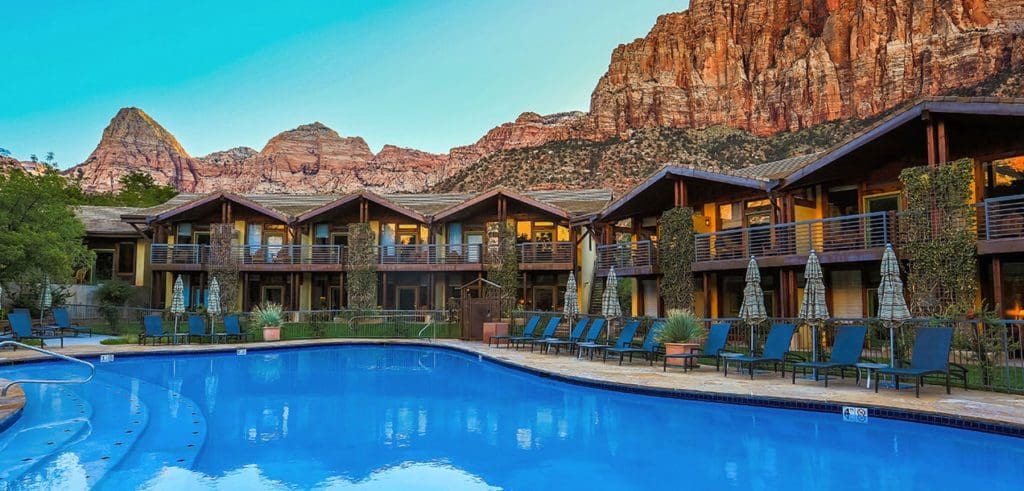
(262, 326, 281, 342)
(664, 342, 701, 367)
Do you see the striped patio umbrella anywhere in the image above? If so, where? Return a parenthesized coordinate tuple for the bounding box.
(207, 277, 222, 316)
(738, 256, 767, 354)
(799, 251, 829, 365)
(878, 244, 911, 367)
(39, 275, 52, 326)
(601, 267, 622, 318)
(563, 272, 580, 319)
(171, 275, 186, 344)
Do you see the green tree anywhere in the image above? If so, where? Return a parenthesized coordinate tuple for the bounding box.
(115, 171, 178, 207)
(0, 169, 94, 284)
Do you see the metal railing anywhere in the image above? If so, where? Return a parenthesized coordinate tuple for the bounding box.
(150, 244, 208, 265)
(517, 241, 574, 265)
(596, 240, 657, 270)
(0, 340, 96, 396)
(695, 211, 892, 262)
(980, 194, 1024, 240)
(237, 245, 345, 265)
(376, 244, 485, 265)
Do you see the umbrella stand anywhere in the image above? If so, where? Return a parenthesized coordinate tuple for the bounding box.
(877, 322, 913, 389)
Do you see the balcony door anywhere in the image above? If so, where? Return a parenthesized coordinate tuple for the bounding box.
(864, 192, 899, 247)
(396, 286, 418, 311)
(262, 285, 284, 305)
(466, 234, 483, 263)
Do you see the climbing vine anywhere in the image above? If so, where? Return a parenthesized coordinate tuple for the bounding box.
(487, 221, 519, 315)
(658, 207, 696, 311)
(346, 223, 378, 310)
(899, 159, 977, 317)
(209, 223, 239, 313)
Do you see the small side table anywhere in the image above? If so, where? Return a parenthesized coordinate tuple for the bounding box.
(855, 362, 888, 389)
(483, 322, 508, 345)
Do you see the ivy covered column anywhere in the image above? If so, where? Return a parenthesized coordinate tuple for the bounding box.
(658, 207, 696, 312)
(347, 223, 378, 310)
(487, 221, 519, 316)
(899, 159, 978, 317)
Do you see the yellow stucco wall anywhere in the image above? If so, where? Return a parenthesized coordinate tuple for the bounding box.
(299, 273, 312, 310)
(134, 240, 149, 287)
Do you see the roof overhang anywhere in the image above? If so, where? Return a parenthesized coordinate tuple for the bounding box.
(432, 188, 570, 222)
(294, 191, 427, 224)
(148, 192, 290, 224)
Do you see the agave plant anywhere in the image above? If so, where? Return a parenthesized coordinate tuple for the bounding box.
(253, 302, 284, 328)
(654, 309, 705, 344)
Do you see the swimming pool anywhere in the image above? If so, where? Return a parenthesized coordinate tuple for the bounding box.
(0, 345, 1021, 490)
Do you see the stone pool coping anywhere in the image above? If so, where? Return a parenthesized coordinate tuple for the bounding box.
(1, 338, 1023, 437)
(0, 381, 25, 434)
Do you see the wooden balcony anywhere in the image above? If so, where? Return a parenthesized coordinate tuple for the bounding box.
(977, 194, 1024, 255)
(596, 240, 657, 277)
(376, 244, 486, 272)
(693, 211, 894, 271)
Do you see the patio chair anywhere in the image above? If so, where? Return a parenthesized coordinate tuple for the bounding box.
(605, 321, 664, 365)
(577, 321, 640, 361)
(139, 315, 172, 346)
(213, 315, 250, 344)
(791, 325, 867, 386)
(663, 323, 733, 372)
(538, 318, 589, 355)
(723, 323, 797, 379)
(490, 316, 540, 348)
(570, 318, 607, 357)
(8, 312, 64, 348)
(517, 317, 562, 351)
(50, 307, 92, 337)
(875, 327, 957, 398)
(187, 315, 213, 344)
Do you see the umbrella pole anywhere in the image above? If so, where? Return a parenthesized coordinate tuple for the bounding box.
(889, 324, 896, 368)
(173, 314, 180, 345)
(749, 322, 756, 356)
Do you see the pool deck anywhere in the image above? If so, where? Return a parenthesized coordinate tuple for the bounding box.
(2, 338, 1023, 434)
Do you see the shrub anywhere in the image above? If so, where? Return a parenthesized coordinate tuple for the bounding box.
(655, 309, 705, 344)
(253, 303, 284, 328)
(97, 279, 134, 333)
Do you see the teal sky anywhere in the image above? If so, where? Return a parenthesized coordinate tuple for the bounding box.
(0, 1, 681, 167)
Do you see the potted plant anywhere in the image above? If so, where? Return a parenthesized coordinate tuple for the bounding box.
(253, 302, 283, 342)
(655, 309, 706, 368)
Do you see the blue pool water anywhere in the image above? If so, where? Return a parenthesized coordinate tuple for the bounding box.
(0, 345, 1021, 490)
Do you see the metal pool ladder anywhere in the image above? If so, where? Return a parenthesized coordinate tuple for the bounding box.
(1, 340, 96, 396)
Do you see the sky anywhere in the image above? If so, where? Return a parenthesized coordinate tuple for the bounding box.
(0, 1, 681, 168)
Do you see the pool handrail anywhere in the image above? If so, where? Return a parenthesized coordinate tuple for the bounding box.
(0, 340, 95, 396)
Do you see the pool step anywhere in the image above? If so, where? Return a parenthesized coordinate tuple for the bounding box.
(94, 373, 209, 490)
(0, 384, 93, 483)
(3, 372, 151, 489)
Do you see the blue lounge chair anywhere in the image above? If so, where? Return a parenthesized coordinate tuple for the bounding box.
(139, 315, 172, 346)
(724, 323, 796, 379)
(518, 317, 562, 351)
(539, 318, 589, 355)
(8, 312, 63, 348)
(605, 322, 663, 365)
(187, 315, 213, 344)
(571, 318, 607, 358)
(791, 325, 867, 386)
(490, 316, 540, 348)
(875, 327, 957, 398)
(578, 321, 640, 361)
(663, 323, 733, 372)
(213, 315, 249, 344)
(50, 307, 92, 337)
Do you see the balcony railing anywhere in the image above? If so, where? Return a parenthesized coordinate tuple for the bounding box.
(596, 241, 657, 270)
(518, 241, 574, 265)
(695, 211, 893, 262)
(238, 245, 345, 265)
(150, 244, 208, 265)
(980, 194, 1024, 240)
(377, 244, 486, 265)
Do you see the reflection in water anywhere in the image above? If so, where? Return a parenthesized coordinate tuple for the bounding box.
(11, 346, 1024, 490)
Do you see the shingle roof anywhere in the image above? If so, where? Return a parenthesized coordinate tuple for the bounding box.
(733, 153, 822, 180)
(75, 206, 145, 235)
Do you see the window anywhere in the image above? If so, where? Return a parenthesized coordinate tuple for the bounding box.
(314, 224, 330, 245)
(93, 250, 114, 283)
(176, 223, 193, 244)
(745, 199, 772, 226)
(397, 224, 419, 245)
(117, 242, 136, 277)
(985, 157, 1024, 198)
(719, 203, 743, 230)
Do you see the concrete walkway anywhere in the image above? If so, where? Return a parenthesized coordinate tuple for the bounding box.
(0, 338, 1021, 432)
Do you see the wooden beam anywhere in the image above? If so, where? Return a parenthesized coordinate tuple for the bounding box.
(926, 119, 938, 167)
(993, 257, 1004, 316)
(937, 119, 948, 165)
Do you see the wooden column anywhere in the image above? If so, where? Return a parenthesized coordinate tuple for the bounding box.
(925, 113, 938, 167)
(382, 272, 388, 309)
(937, 119, 948, 165)
(702, 273, 711, 319)
(673, 179, 688, 207)
(241, 273, 248, 311)
(339, 272, 346, 309)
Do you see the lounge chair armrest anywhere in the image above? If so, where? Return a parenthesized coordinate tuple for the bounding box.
(949, 363, 969, 379)
(784, 352, 805, 363)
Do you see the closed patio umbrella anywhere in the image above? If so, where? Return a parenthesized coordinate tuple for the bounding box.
(563, 272, 580, 321)
(39, 275, 52, 326)
(878, 244, 911, 368)
(601, 267, 622, 342)
(738, 256, 768, 355)
(207, 277, 221, 340)
(798, 251, 829, 373)
(171, 275, 186, 344)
